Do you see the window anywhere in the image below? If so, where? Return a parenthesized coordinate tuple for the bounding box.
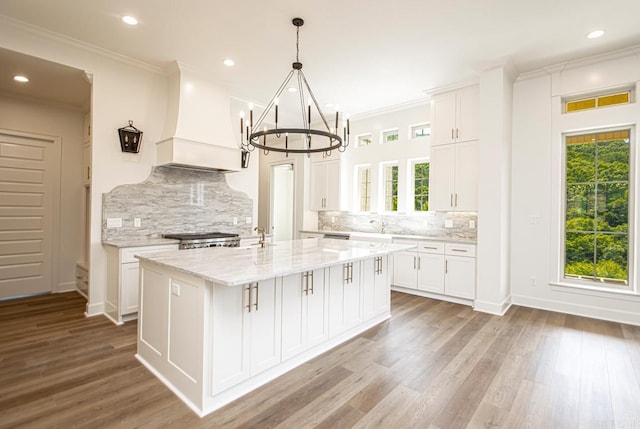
(410, 123, 431, 139)
(564, 129, 630, 287)
(382, 129, 399, 143)
(357, 133, 372, 147)
(565, 90, 631, 113)
(413, 161, 429, 211)
(356, 166, 371, 212)
(383, 163, 398, 211)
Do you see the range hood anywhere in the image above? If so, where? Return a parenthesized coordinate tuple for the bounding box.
(156, 61, 241, 172)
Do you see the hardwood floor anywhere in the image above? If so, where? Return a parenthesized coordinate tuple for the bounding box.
(1, 292, 639, 429)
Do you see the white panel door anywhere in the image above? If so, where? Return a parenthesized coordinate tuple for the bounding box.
(454, 141, 479, 211)
(0, 131, 57, 298)
(417, 253, 445, 294)
(428, 145, 456, 211)
(392, 251, 418, 289)
(324, 160, 341, 210)
(281, 273, 306, 361)
(445, 256, 476, 299)
(249, 279, 282, 376)
(431, 91, 457, 146)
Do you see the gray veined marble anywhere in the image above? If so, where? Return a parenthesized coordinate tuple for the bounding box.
(102, 166, 253, 241)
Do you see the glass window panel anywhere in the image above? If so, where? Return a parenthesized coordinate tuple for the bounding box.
(597, 92, 629, 107)
(595, 233, 628, 282)
(566, 184, 595, 223)
(384, 165, 398, 211)
(597, 139, 629, 182)
(566, 142, 596, 183)
(596, 183, 628, 232)
(566, 98, 596, 112)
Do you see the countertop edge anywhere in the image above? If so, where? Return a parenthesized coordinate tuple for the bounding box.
(299, 229, 477, 244)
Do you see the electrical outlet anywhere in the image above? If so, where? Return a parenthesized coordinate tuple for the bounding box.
(134, 218, 141, 227)
(530, 276, 537, 286)
(445, 220, 453, 228)
(171, 283, 181, 296)
(106, 218, 122, 228)
(233, 217, 238, 225)
(245, 217, 252, 224)
(331, 216, 336, 223)
(469, 220, 476, 229)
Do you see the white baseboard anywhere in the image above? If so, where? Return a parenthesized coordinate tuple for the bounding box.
(55, 281, 76, 293)
(512, 294, 640, 326)
(391, 286, 473, 307)
(474, 297, 512, 316)
(85, 301, 104, 317)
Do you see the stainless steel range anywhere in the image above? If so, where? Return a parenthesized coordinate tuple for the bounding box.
(163, 232, 240, 249)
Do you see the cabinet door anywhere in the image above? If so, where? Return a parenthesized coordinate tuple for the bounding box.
(306, 268, 328, 347)
(328, 264, 345, 337)
(249, 279, 282, 375)
(361, 258, 376, 319)
(431, 91, 457, 146)
(455, 86, 479, 143)
(82, 144, 91, 186)
(417, 253, 445, 294)
(343, 261, 362, 329)
(392, 251, 418, 289)
(373, 256, 390, 315)
(121, 263, 140, 315)
(445, 256, 476, 299)
(211, 283, 251, 394)
(454, 140, 478, 211)
(281, 274, 306, 360)
(310, 162, 327, 210)
(429, 144, 456, 211)
(324, 160, 341, 210)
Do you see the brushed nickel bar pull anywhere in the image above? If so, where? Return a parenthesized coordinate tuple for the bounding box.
(246, 284, 252, 313)
(302, 272, 308, 295)
(451, 248, 467, 252)
(451, 128, 454, 139)
(456, 128, 459, 139)
(413, 256, 416, 269)
(455, 193, 458, 207)
(309, 271, 314, 294)
(445, 260, 448, 274)
(418, 256, 421, 270)
(423, 246, 438, 250)
(450, 194, 453, 207)
(253, 283, 259, 311)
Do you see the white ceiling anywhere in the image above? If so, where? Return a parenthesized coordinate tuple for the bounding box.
(1, 0, 640, 114)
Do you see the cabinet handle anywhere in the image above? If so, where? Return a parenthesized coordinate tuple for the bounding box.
(451, 248, 467, 253)
(253, 283, 259, 311)
(455, 193, 458, 207)
(344, 263, 353, 284)
(450, 194, 453, 207)
(245, 284, 252, 313)
(418, 256, 421, 270)
(413, 256, 416, 269)
(309, 271, 314, 294)
(423, 246, 438, 250)
(87, 166, 90, 180)
(451, 128, 454, 139)
(456, 128, 459, 139)
(445, 260, 448, 274)
(302, 272, 308, 295)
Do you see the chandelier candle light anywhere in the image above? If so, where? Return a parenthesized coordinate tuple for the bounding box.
(240, 18, 350, 156)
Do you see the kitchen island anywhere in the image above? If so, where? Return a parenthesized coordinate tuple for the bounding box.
(135, 238, 414, 417)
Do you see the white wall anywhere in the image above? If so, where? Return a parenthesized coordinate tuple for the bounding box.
(0, 95, 84, 292)
(1, 19, 260, 316)
(511, 51, 640, 325)
(341, 103, 430, 213)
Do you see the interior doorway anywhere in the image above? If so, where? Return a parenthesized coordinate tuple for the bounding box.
(270, 163, 295, 241)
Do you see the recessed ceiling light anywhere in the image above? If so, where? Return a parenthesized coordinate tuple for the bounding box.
(122, 16, 138, 26)
(287, 87, 297, 93)
(13, 75, 29, 83)
(587, 30, 604, 39)
(223, 59, 235, 67)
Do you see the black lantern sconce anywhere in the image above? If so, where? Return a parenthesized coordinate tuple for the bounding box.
(118, 120, 143, 153)
(241, 149, 250, 168)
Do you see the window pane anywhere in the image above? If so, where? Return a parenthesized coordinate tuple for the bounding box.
(384, 165, 398, 211)
(413, 162, 429, 212)
(358, 167, 371, 211)
(564, 130, 630, 286)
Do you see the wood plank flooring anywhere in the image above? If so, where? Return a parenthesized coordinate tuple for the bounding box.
(1, 291, 639, 428)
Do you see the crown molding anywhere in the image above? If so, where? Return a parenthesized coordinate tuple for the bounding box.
(350, 96, 431, 121)
(517, 44, 640, 82)
(0, 90, 87, 113)
(0, 15, 163, 74)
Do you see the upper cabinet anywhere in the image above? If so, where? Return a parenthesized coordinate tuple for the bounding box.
(429, 140, 478, 211)
(310, 159, 341, 211)
(82, 112, 91, 186)
(431, 85, 479, 146)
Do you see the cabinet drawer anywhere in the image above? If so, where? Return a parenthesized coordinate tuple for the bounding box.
(417, 241, 444, 254)
(121, 245, 178, 263)
(445, 243, 476, 257)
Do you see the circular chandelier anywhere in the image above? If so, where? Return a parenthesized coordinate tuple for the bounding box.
(240, 18, 350, 156)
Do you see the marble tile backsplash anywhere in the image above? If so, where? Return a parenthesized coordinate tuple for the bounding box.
(318, 211, 477, 241)
(102, 166, 253, 241)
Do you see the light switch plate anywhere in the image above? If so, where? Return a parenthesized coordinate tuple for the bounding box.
(134, 218, 141, 227)
(469, 220, 475, 229)
(445, 220, 453, 228)
(171, 283, 181, 296)
(245, 217, 252, 224)
(233, 217, 238, 225)
(106, 218, 122, 228)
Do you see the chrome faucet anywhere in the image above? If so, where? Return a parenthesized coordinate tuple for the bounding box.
(369, 219, 386, 234)
(254, 226, 266, 248)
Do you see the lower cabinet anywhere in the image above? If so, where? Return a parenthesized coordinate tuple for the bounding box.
(211, 279, 282, 395)
(281, 269, 328, 361)
(392, 240, 476, 302)
(328, 261, 363, 336)
(362, 256, 390, 318)
(105, 243, 178, 324)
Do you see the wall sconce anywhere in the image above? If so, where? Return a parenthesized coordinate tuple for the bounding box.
(118, 120, 143, 153)
(241, 149, 250, 168)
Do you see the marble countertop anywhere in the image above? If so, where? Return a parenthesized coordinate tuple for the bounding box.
(136, 238, 416, 286)
(299, 229, 477, 245)
(102, 238, 180, 248)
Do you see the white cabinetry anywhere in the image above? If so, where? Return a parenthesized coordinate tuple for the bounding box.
(361, 256, 389, 318)
(328, 261, 362, 336)
(431, 85, 479, 146)
(211, 279, 282, 394)
(392, 240, 476, 304)
(281, 269, 328, 361)
(429, 140, 478, 211)
(310, 160, 341, 210)
(300, 231, 324, 239)
(105, 243, 178, 324)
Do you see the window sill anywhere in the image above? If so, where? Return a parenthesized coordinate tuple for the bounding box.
(550, 281, 639, 301)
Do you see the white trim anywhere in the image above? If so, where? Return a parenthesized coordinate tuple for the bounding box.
(0, 16, 162, 74)
(474, 297, 512, 316)
(391, 286, 474, 307)
(512, 294, 640, 327)
(380, 128, 400, 144)
(56, 281, 77, 293)
(355, 132, 373, 147)
(351, 97, 430, 121)
(85, 301, 104, 317)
